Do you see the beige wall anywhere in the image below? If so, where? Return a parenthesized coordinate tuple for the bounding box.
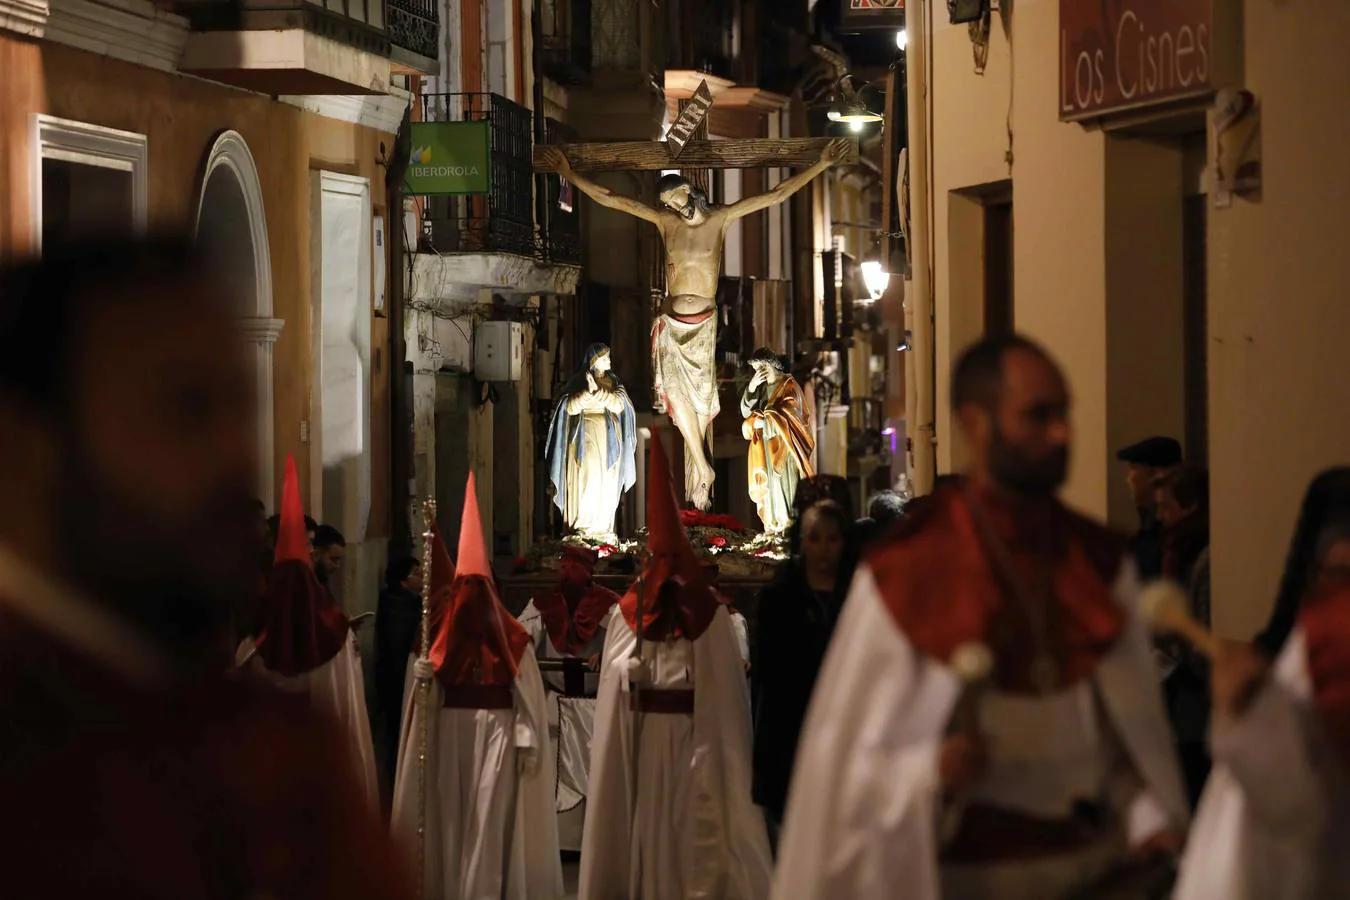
(926, 0, 1350, 637)
(1207, 2, 1350, 637)
(931, 2, 1115, 517)
(2, 38, 395, 544)
(930, 15, 1014, 478)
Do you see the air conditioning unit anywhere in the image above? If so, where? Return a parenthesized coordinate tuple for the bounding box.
(474, 321, 523, 382)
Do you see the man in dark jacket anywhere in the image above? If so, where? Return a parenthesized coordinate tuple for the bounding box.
(1116, 436, 1182, 581)
(374, 555, 422, 800)
(1154, 465, 1212, 806)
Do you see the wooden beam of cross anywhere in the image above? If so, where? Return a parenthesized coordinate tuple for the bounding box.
(536, 76, 857, 174)
(532, 137, 858, 173)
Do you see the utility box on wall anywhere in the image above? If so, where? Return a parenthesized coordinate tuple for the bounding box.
(474, 321, 523, 381)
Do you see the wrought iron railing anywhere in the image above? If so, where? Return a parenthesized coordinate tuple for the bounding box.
(542, 117, 582, 265)
(541, 0, 592, 84)
(419, 94, 535, 258)
(387, 0, 437, 61)
(416, 95, 581, 265)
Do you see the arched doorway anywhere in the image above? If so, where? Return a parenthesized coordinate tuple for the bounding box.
(195, 131, 282, 508)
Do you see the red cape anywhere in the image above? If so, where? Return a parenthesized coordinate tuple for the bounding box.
(533, 577, 619, 655)
(1300, 583, 1350, 774)
(255, 562, 350, 677)
(430, 576, 531, 687)
(867, 482, 1126, 693)
(619, 555, 723, 642)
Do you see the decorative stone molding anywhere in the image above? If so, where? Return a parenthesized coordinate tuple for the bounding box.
(197, 131, 273, 319)
(238, 317, 285, 344)
(278, 88, 412, 136)
(44, 0, 189, 74)
(1, 0, 49, 38)
(196, 131, 277, 506)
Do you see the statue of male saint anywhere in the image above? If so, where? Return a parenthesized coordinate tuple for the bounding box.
(541, 143, 844, 510)
(546, 343, 638, 538)
(741, 348, 815, 535)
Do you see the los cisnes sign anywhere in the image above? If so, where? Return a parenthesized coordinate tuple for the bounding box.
(1060, 0, 1213, 122)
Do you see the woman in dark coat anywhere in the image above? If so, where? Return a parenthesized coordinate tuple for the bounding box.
(751, 500, 852, 851)
(1255, 467, 1350, 657)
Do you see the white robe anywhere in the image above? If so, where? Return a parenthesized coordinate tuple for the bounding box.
(579, 604, 773, 900)
(771, 564, 1188, 900)
(239, 631, 379, 813)
(389, 651, 564, 900)
(518, 598, 611, 852)
(1172, 627, 1350, 900)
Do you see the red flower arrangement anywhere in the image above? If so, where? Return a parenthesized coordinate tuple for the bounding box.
(706, 535, 729, 549)
(596, 544, 619, 558)
(679, 509, 747, 532)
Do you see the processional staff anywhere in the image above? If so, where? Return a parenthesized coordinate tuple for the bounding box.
(416, 498, 437, 900)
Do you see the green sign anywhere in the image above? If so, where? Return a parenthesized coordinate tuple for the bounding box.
(405, 121, 490, 195)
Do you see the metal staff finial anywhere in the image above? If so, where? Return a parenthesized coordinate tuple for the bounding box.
(416, 497, 436, 900)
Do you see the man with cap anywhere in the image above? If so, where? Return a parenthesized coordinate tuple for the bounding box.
(1117, 436, 1183, 582)
(517, 545, 621, 850)
(390, 474, 563, 899)
(1173, 502, 1350, 899)
(240, 454, 380, 812)
(773, 334, 1186, 900)
(0, 236, 413, 898)
(579, 432, 773, 899)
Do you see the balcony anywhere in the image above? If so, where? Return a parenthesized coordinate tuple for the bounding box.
(411, 94, 580, 303)
(176, 0, 438, 94)
(540, 0, 591, 85)
(387, 0, 438, 74)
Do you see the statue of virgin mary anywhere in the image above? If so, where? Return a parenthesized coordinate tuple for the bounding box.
(546, 344, 638, 538)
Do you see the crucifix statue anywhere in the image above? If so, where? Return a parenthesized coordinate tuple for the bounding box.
(536, 114, 853, 510)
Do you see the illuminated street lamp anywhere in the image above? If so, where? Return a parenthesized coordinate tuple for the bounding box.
(826, 75, 884, 127)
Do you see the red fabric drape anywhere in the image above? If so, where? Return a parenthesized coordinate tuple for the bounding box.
(868, 482, 1126, 693)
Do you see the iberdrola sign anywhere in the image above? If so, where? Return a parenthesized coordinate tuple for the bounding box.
(405, 121, 491, 195)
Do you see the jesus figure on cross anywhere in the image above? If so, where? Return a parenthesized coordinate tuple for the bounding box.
(540, 142, 845, 510)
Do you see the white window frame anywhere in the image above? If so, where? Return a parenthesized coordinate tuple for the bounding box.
(30, 114, 148, 252)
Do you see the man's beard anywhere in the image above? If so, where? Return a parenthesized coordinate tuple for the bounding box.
(670, 191, 707, 221)
(989, 427, 1069, 496)
(55, 440, 255, 666)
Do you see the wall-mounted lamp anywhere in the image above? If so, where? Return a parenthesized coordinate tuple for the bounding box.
(861, 256, 890, 300)
(895, 29, 908, 51)
(896, 330, 913, 353)
(826, 75, 884, 127)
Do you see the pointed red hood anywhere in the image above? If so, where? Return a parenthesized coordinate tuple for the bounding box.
(429, 473, 530, 686)
(534, 546, 619, 655)
(273, 455, 312, 566)
(255, 455, 349, 676)
(620, 431, 722, 641)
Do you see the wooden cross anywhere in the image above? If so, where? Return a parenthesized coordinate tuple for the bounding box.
(532, 78, 858, 174)
(532, 137, 858, 174)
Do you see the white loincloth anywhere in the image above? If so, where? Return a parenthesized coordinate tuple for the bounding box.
(652, 307, 720, 421)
